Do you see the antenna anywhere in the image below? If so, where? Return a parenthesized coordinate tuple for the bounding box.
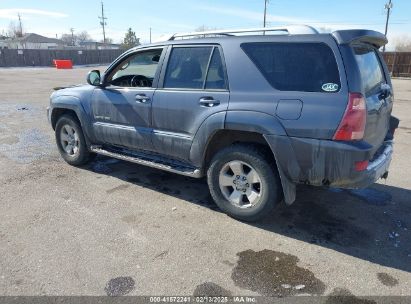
(98, 1, 108, 46)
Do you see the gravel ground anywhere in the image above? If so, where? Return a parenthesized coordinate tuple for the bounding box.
(0, 66, 410, 300)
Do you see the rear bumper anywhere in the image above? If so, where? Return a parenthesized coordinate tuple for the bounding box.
(264, 134, 393, 189)
(333, 141, 393, 188)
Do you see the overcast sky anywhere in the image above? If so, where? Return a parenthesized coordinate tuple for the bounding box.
(0, 0, 410, 49)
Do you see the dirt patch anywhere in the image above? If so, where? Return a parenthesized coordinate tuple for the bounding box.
(104, 276, 135, 296)
(326, 288, 376, 304)
(377, 272, 399, 287)
(231, 249, 325, 296)
(193, 282, 232, 297)
(280, 200, 370, 247)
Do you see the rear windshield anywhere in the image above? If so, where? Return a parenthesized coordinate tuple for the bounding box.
(241, 42, 341, 93)
(353, 46, 385, 93)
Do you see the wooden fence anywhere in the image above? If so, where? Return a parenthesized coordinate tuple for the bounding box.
(1, 48, 410, 78)
(382, 52, 411, 78)
(0, 49, 124, 67)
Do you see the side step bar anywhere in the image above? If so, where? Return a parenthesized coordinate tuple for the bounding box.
(90, 145, 202, 178)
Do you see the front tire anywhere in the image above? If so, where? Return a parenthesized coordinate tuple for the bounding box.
(207, 144, 282, 222)
(55, 114, 91, 166)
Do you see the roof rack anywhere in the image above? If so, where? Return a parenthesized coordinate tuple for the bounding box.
(168, 25, 319, 41)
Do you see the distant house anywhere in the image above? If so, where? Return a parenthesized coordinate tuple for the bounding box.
(5, 33, 64, 49)
(0, 40, 8, 49)
(79, 41, 121, 50)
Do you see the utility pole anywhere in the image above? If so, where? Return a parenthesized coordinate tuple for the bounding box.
(149, 27, 152, 43)
(17, 13, 23, 37)
(99, 1, 108, 47)
(70, 28, 75, 46)
(263, 0, 269, 28)
(383, 0, 393, 52)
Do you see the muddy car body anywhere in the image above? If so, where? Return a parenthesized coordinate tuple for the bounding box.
(48, 26, 398, 221)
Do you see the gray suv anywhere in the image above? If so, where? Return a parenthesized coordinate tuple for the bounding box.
(47, 26, 398, 221)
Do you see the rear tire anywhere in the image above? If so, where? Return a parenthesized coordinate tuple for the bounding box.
(207, 144, 282, 222)
(55, 114, 91, 166)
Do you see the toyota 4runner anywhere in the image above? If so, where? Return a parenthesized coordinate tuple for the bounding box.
(47, 25, 399, 221)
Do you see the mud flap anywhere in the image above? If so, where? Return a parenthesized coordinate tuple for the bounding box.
(264, 134, 298, 205)
(274, 160, 297, 205)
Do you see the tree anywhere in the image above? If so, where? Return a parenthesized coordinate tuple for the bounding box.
(100, 37, 113, 44)
(8, 21, 23, 38)
(394, 35, 411, 52)
(77, 31, 91, 43)
(60, 31, 92, 46)
(121, 28, 140, 49)
(61, 33, 75, 46)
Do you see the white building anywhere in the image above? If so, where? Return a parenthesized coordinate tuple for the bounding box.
(4, 33, 64, 49)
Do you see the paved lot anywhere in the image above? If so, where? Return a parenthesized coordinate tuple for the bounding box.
(0, 67, 410, 299)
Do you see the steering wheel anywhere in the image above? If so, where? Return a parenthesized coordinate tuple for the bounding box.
(130, 75, 151, 87)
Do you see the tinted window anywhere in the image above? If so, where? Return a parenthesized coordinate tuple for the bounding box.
(241, 43, 341, 92)
(354, 46, 385, 93)
(164, 47, 212, 89)
(205, 48, 227, 90)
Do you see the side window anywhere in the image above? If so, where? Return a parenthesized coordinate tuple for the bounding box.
(241, 42, 341, 93)
(106, 48, 163, 88)
(205, 48, 227, 90)
(353, 46, 385, 94)
(164, 47, 212, 89)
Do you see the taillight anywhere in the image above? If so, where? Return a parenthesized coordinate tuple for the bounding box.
(355, 160, 369, 171)
(333, 93, 366, 141)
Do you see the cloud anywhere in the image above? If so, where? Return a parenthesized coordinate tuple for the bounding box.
(0, 8, 68, 20)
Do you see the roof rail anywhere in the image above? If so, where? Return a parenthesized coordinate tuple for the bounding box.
(168, 25, 319, 41)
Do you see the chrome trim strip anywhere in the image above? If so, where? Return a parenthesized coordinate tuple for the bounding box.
(367, 143, 393, 171)
(94, 122, 192, 140)
(153, 130, 192, 140)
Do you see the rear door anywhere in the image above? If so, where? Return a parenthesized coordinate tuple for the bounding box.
(151, 45, 229, 162)
(353, 45, 393, 149)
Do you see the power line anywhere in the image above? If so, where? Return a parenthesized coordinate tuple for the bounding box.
(383, 0, 393, 52)
(98, 1, 108, 45)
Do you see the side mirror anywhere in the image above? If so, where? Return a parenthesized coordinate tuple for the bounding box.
(87, 70, 102, 86)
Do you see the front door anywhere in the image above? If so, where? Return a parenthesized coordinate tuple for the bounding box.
(152, 45, 229, 161)
(91, 47, 165, 151)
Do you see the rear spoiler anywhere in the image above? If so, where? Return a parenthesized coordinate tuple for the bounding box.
(332, 30, 388, 48)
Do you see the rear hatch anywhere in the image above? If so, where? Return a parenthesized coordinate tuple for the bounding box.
(353, 44, 393, 152)
(332, 30, 394, 156)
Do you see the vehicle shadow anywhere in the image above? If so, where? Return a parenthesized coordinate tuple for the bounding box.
(86, 156, 411, 273)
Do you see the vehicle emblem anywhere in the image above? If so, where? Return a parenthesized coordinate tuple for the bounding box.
(322, 83, 339, 92)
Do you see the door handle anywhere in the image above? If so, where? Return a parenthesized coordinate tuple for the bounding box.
(199, 97, 220, 107)
(136, 94, 150, 103)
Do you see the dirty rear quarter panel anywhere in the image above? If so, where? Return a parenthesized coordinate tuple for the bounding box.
(221, 35, 349, 139)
